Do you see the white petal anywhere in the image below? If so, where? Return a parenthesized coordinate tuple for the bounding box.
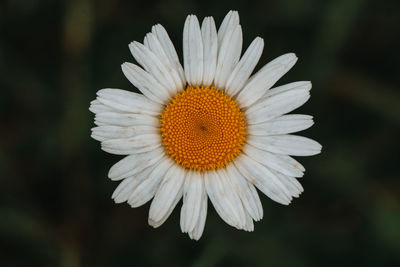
(243, 212, 254, 232)
(188, 191, 207, 240)
(247, 115, 314, 135)
(225, 164, 263, 221)
(148, 165, 186, 227)
(264, 81, 311, 98)
(272, 170, 304, 198)
(127, 156, 174, 207)
(121, 62, 170, 104)
(89, 99, 115, 114)
(101, 134, 161, 155)
(218, 169, 248, 229)
(237, 53, 298, 108)
(214, 25, 242, 89)
(247, 135, 322, 156)
(96, 88, 161, 115)
(244, 144, 304, 177)
(112, 165, 156, 203)
(217, 10, 239, 49)
(101, 144, 160, 156)
(180, 171, 205, 233)
(204, 171, 234, 227)
(225, 37, 264, 96)
(183, 15, 203, 86)
(144, 32, 185, 91)
(204, 170, 246, 229)
(150, 195, 184, 228)
(91, 125, 158, 142)
(94, 112, 159, 127)
(246, 83, 311, 124)
(112, 176, 137, 203)
(278, 154, 305, 172)
(108, 147, 165, 180)
(129, 41, 178, 95)
(234, 154, 292, 205)
(151, 24, 185, 83)
(201, 16, 218, 86)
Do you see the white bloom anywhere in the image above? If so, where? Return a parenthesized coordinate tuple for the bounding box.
(90, 10, 321, 240)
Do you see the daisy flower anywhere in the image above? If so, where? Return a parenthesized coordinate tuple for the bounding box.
(90, 10, 321, 240)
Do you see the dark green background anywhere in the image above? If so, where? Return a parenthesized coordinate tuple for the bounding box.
(1, 0, 400, 266)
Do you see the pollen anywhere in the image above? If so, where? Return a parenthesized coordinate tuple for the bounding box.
(160, 86, 247, 171)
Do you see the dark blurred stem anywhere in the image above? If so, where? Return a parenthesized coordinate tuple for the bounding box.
(59, 0, 93, 266)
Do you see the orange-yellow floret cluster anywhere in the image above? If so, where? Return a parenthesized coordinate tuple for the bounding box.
(160, 86, 247, 171)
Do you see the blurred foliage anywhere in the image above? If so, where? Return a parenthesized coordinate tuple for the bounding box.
(1, 0, 400, 266)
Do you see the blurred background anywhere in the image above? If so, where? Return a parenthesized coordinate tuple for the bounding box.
(1, 0, 400, 266)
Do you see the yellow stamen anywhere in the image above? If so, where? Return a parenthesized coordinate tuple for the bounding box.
(160, 86, 247, 171)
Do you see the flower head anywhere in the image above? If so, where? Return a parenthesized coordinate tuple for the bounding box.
(90, 10, 321, 240)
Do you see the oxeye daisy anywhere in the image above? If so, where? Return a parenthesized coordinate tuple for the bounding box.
(90, 10, 322, 240)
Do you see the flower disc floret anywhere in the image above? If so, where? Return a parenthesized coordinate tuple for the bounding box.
(160, 86, 247, 171)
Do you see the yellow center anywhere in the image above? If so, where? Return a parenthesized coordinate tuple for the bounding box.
(160, 86, 247, 171)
